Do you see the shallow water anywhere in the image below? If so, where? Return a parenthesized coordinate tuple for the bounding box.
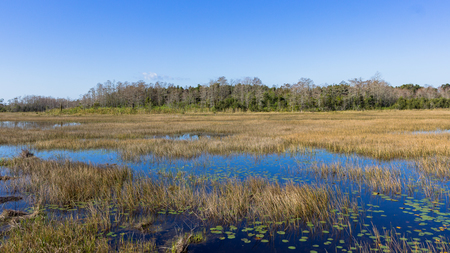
(1, 145, 449, 252)
(411, 129, 450, 134)
(0, 145, 413, 180)
(150, 133, 229, 140)
(0, 121, 81, 130)
(0, 166, 30, 213)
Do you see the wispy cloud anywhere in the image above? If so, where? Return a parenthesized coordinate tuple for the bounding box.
(142, 72, 189, 81)
(142, 72, 171, 81)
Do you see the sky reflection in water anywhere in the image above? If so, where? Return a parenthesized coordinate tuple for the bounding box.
(0, 121, 81, 130)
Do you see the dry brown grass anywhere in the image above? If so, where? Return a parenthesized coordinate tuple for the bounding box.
(2, 110, 450, 159)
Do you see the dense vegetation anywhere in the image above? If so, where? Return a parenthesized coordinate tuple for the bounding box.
(2, 76, 450, 112)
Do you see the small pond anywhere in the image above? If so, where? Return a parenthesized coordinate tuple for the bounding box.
(0, 121, 81, 130)
(150, 133, 230, 140)
(411, 129, 450, 134)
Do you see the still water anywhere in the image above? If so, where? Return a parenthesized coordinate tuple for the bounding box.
(0, 121, 81, 129)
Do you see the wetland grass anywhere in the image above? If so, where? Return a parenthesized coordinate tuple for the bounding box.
(2, 156, 340, 225)
(0, 157, 348, 241)
(307, 164, 402, 194)
(355, 227, 450, 253)
(3, 110, 450, 160)
(4, 111, 450, 252)
(417, 156, 450, 180)
(0, 157, 362, 252)
(0, 215, 111, 252)
(114, 173, 340, 223)
(168, 231, 205, 253)
(0, 214, 159, 253)
(4, 158, 132, 205)
(199, 179, 333, 222)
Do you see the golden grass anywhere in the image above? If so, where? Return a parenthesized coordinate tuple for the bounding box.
(4, 157, 340, 224)
(308, 164, 402, 194)
(0, 157, 358, 251)
(5, 158, 132, 205)
(0, 214, 159, 253)
(114, 173, 338, 224)
(3, 109, 450, 251)
(2, 110, 450, 159)
(417, 156, 450, 180)
(123, 176, 335, 222)
(356, 227, 450, 253)
(6, 111, 450, 251)
(0, 215, 111, 252)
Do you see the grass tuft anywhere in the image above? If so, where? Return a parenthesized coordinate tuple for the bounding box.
(6, 158, 132, 205)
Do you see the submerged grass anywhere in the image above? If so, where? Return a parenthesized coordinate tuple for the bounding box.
(356, 227, 450, 253)
(307, 164, 403, 194)
(417, 156, 450, 180)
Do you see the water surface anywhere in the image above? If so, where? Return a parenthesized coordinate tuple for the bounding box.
(0, 145, 413, 180)
(150, 133, 229, 140)
(0, 121, 81, 130)
(411, 129, 450, 134)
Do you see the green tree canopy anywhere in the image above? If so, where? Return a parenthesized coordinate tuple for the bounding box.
(397, 84, 422, 93)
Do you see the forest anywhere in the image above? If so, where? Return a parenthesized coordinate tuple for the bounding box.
(2, 76, 450, 113)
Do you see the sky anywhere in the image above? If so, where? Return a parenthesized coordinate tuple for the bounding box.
(1, 0, 449, 102)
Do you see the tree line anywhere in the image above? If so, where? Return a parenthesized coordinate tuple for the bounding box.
(0, 96, 78, 113)
(2, 76, 450, 112)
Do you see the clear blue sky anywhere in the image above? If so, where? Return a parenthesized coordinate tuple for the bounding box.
(1, 0, 449, 101)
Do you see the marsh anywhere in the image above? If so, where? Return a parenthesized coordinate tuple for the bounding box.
(1, 110, 450, 252)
